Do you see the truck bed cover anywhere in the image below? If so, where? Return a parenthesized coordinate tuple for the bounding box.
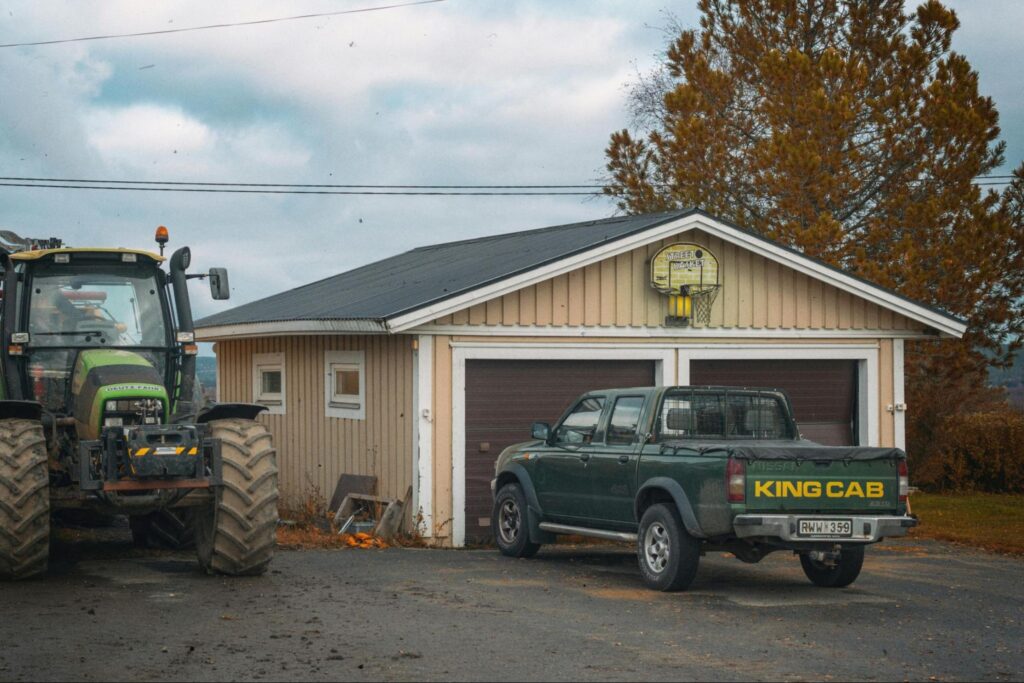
(658, 439, 906, 462)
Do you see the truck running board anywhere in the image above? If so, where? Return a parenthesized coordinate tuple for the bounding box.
(538, 522, 638, 544)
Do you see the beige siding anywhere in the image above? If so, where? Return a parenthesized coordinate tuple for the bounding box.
(433, 228, 924, 332)
(215, 335, 414, 509)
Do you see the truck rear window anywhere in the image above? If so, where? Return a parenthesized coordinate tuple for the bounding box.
(657, 390, 793, 441)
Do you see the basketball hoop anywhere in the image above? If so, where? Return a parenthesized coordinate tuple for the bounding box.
(690, 285, 720, 327)
(650, 243, 720, 327)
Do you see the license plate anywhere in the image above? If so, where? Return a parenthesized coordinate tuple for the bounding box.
(798, 519, 853, 538)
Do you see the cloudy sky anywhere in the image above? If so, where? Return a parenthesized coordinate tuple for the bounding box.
(0, 0, 1020, 323)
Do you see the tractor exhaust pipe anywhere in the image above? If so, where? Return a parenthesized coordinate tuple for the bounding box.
(169, 247, 197, 420)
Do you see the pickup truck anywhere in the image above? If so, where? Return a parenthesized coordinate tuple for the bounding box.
(490, 386, 916, 592)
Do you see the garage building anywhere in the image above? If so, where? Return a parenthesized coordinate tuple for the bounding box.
(195, 209, 966, 546)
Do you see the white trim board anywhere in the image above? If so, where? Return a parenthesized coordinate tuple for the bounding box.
(196, 319, 388, 341)
(414, 324, 938, 340)
(893, 339, 906, 451)
(415, 335, 434, 537)
(449, 344, 676, 548)
(678, 344, 879, 448)
(389, 213, 966, 338)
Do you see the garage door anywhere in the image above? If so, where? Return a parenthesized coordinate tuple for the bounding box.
(690, 359, 857, 446)
(464, 359, 656, 542)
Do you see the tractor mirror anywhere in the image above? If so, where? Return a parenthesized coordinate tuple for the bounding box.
(209, 268, 230, 300)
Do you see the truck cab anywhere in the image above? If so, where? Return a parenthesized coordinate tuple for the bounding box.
(491, 386, 916, 591)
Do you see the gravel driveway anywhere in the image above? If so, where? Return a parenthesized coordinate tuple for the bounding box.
(1, 530, 1021, 681)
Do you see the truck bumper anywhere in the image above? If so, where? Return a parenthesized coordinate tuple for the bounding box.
(733, 514, 917, 543)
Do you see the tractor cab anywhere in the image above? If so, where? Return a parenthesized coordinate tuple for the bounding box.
(12, 249, 175, 425)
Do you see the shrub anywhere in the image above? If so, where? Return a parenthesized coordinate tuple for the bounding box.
(911, 408, 1024, 493)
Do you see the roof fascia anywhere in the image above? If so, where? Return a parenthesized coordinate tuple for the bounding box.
(195, 319, 388, 341)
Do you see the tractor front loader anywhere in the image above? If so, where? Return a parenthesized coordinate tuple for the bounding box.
(0, 228, 278, 579)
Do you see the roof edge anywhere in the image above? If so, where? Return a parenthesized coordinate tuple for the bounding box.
(196, 319, 388, 341)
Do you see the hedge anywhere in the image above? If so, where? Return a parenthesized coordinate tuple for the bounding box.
(911, 408, 1024, 493)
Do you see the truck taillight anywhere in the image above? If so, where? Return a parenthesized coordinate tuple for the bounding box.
(727, 458, 746, 503)
(898, 460, 909, 502)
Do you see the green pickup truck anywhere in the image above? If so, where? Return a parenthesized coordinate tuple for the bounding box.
(490, 386, 916, 592)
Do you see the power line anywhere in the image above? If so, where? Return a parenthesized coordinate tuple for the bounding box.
(0, 0, 446, 49)
(0, 182, 598, 196)
(0, 176, 604, 190)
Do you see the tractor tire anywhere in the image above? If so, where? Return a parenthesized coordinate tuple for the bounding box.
(130, 509, 196, 550)
(194, 419, 278, 576)
(0, 419, 50, 580)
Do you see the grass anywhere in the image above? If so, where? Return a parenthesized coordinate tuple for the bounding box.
(908, 492, 1024, 556)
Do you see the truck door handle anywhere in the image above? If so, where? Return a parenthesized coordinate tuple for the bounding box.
(618, 455, 630, 464)
(579, 454, 590, 462)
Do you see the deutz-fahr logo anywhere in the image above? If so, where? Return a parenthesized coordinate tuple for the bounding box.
(754, 480, 885, 498)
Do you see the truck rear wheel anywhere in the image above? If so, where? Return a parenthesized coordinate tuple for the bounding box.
(0, 419, 49, 580)
(637, 503, 700, 592)
(800, 545, 865, 588)
(130, 509, 195, 550)
(194, 419, 278, 576)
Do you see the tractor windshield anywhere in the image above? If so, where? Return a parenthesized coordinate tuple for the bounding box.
(21, 263, 172, 414)
(27, 265, 169, 348)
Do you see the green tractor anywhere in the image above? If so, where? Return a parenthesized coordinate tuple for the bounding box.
(0, 228, 278, 579)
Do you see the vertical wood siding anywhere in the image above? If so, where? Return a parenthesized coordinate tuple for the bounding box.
(433, 228, 924, 332)
(216, 335, 414, 509)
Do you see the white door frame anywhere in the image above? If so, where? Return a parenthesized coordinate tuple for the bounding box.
(677, 344, 879, 447)
(450, 343, 676, 548)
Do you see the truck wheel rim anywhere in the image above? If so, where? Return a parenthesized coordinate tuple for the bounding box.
(498, 499, 520, 544)
(644, 522, 670, 574)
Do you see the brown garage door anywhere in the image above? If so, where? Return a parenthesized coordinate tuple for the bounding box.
(464, 359, 655, 542)
(690, 359, 857, 446)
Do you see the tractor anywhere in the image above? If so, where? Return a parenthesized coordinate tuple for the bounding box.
(0, 227, 278, 579)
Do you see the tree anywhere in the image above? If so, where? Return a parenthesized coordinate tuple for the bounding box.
(604, 0, 1024, 461)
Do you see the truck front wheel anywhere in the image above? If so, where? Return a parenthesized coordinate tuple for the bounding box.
(800, 545, 865, 588)
(194, 419, 278, 576)
(0, 419, 49, 580)
(492, 483, 540, 558)
(637, 504, 700, 591)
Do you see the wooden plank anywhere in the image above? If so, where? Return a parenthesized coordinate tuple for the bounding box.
(552, 274, 569, 325)
(615, 252, 632, 326)
(519, 285, 536, 326)
(568, 269, 585, 326)
(584, 263, 601, 326)
(535, 279, 553, 325)
(502, 291, 519, 325)
(600, 258, 616, 326)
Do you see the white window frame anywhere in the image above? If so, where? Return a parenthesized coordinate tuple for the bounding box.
(252, 352, 285, 415)
(325, 350, 366, 420)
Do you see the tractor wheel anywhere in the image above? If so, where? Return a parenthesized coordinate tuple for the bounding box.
(194, 419, 278, 576)
(130, 509, 196, 550)
(0, 419, 50, 580)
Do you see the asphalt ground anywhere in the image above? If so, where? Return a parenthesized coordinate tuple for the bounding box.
(0, 527, 1022, 682)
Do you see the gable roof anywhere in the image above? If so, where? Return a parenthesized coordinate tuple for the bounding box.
(195, 209, 967, 339)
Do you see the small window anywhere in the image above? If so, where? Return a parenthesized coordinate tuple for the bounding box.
(325, 350, 365, 420)
(253, 352, 285, 415)
(607, 396, 645, 445)
(554, 396, 605, 445)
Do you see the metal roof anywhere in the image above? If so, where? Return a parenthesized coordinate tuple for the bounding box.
(195, 210, 690, 329)
(195, 208, 966, 334)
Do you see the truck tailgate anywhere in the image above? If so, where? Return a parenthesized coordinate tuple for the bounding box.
(744, 458, 901, 513)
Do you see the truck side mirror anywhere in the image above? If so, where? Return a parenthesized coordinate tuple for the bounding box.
(209, 268, 230, 300)
(531, 422, 550, 442)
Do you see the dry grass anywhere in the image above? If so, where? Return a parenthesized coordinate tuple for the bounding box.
(909, 492, 1024, 556)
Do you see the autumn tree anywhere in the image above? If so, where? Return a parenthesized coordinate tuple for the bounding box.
(604, 0, 1024, 462)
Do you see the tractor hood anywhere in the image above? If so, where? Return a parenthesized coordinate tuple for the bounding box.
(71, 349, 169, 440)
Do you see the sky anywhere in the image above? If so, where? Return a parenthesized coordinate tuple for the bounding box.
(0, 0, 1020, 324)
